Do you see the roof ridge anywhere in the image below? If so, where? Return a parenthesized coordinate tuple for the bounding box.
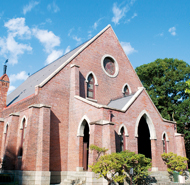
(38, 24, 111, 87)
(6, 25, 112, 106)
(29, 39, 90, 78)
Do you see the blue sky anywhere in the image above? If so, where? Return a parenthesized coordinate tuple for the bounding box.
(0, 0, 189, 93)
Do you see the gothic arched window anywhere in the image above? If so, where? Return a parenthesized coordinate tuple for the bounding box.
(123, 85, 129, 96)
(120, 127, 125, 151)
(163, 133, 167, 153)
(18, 118, 26, 156)
(87, 74, 94, 99)
(4, 124, 8, 147)
(122, 83, 131, 97)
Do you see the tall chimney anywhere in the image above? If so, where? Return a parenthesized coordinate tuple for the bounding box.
(0, 61, 9, 115)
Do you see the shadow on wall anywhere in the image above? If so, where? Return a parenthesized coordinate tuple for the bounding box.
(2, 145, 17, 170)
(79, 72, 85, 98)
(50, 111, 61, 184)
(115, 131, 121, 153)
(1, 145, 23, 184)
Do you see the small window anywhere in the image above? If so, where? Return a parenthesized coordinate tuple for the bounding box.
(18, 118, 26, 157)
(101, 54, 119, 77)
(4, 124, 8, 147)
(122, 83, 131, 96)
(123, 85, 129, 96)
(87, 74, 94, 99)
(163, 134, 167, 153)
(104, 57, 115, 75)
(120, 127, 125, 151)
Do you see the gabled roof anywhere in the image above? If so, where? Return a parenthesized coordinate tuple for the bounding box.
(108, 87, 144, 111)
(7, 25, 111, 106)
(74, 87, 144, 112)
(107, 94, 134, 110)
(75, 87, 176, 124)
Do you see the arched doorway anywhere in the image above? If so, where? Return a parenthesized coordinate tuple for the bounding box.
(138, 116, 151, 159)
(83, 120, 89, 171)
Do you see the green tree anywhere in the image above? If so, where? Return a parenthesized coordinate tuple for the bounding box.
(161, 152, 188, 175)
(185, 79, 190, 94)
(135, 58, 190, 167)
(89, 144, 108, 161)
(121, 151, 152, 184)
(89, 150, 151, 185)
(89, 152, 126, 185)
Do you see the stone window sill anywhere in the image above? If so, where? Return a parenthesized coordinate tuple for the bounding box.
(86, 97, 97, 103)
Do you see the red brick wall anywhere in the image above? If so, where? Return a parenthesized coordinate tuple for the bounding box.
(3, 115, 19, 170)
(2, 95, 37, 117)
(0, 26, 186, 173)
(107, 90, 177, 171)
(72, 27, 142, 105)
(36, 64, 71, 171)
(175, 135, 186, 157)
(0, 120, 4, 161)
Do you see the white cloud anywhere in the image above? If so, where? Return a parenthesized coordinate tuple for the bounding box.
(130, 0, 136, 6)
(0, 18, 32, 65)
(68, 28, 74, 36)
(8, 85, 16, 94)
(23, 1, 39, 15)
(65, 46, 70, 54)
(32, 28, 61, 53)
(112, 3, 129, 25)
(92, 18, 103, 30)
(125, 12, 137, 23)
(132, 13, 137, 19)
(32, 28, 62, 64)
(9, 71, 28, 83)
(4, 17, 31, 39)
(47, 1, 60, 13)
(72, 36, 81, 43)
(120, 42, 137, 55)
(40, 18, 52, 26)
(87, 18, 104, 38)
(88, 31, 92, 38)
(6, 34, 32, 64)
(0, 17, 62, 66)
(0, 34, 32, 65)
(157, 32, 164, 37)
(93, 22, 98, 30)
(46, 18, 52, 24)
(46, 49, 63, 64)
(168, 27, 176, 36)
(68, 28, 82, 45)
(8, 71, 28, 94)
(72, 35, 82, 45)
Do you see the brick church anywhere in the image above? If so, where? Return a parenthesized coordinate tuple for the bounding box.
(0, 25, 186, 184)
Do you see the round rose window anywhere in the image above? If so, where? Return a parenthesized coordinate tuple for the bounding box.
(101, 54, 119, 77)
(103, 57, 115, 75)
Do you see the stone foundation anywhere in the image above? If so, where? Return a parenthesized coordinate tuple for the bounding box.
(16, 171, 50, 185)
(2, 170, 189, 185)
(50, 171, 108, 185)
